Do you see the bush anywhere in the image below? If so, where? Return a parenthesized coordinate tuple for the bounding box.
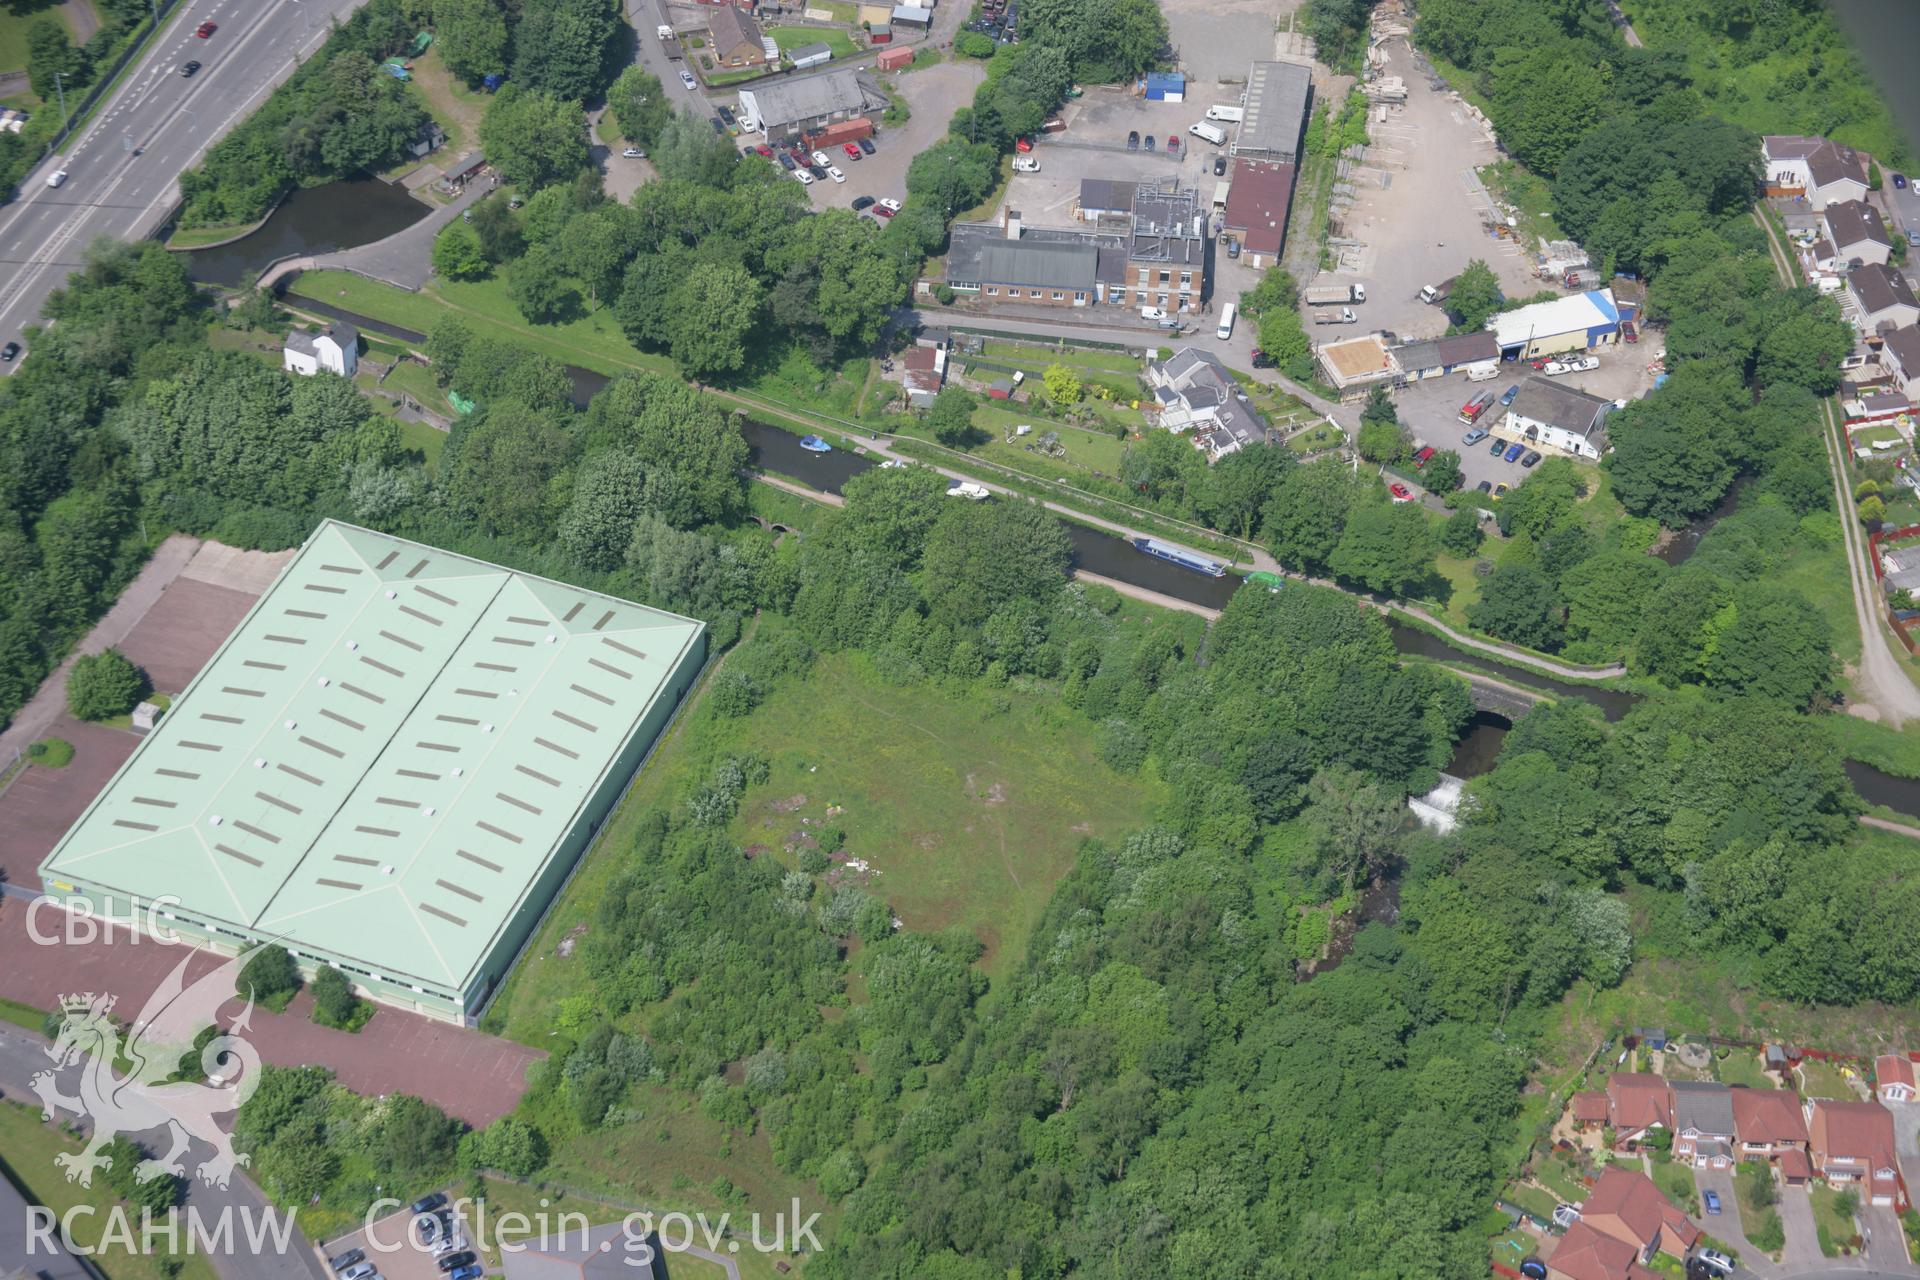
(238, 944, 301, 1012)
(26, 738, 74, 768)
(310, 964, 372, 1031)
(209, 507, 312, 551)
(66, 650, 147, 721)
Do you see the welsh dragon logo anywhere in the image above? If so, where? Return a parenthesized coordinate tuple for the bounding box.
(31, 947, 266, 1190)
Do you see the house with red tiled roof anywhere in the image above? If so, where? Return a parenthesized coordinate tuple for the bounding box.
(1605, 1073, 1671, 1151)
(1580, 1165, 1701, 1261)
(1571, 1090, 1609, 1129)
(1731, 1087, 1811, 1174)
(1546, 1221, 1661, 1280)
(1809, 1099, 1905, 1207)
(1875, 1054, 1916, 1104)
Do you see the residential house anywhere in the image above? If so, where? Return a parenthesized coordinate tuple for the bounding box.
(1822, 199, 1893, 268)
(1580, 1165, 1701, 1261)
(707, 5, 768, 67)
(1220, 158, 1296, 268)
(739, 69, 885, 140)
(1487, 289, 1624, 361)
(1501, 378, 1613, 461)
(1235, 60, 1313, 163)
(1762, 135, 1871, 210)
(1571, 1090, 1610, 1131)
(1078, 178, 1137, 223)
(1668, 1081, 1736, 1168)
(1876, 1054, 1917, 1104)
(1145, 348, 1270, 460)
(1850, 263, 1920, 333)
(502, 1223, 669, 1280)
(1731, 1087, 1811, 1178)
(901, 344, 946, 407)
(1808, 1099, 1904, 1207)
(283, 323, 358, 378)
(1604, 1073, 1671, 1150)
(1880, 326, 1920, 398)
(1546, 1222, 1660, 1280)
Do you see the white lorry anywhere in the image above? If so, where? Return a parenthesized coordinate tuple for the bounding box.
(1304, 282, 1365, 306)
(1204, 105, 1244, 123)
(1312, 307, 1358, 325)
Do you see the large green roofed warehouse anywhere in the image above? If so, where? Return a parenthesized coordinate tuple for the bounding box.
(39, 522, 705, 1023)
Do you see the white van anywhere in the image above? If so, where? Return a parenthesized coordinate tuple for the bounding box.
(1204, 105, 1244, 124)
(1216, 302, 1237, 340)
(1188, 122, 1227, 147)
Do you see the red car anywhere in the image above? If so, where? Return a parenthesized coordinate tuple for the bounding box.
(872, 205, 896, 218)
(755, 144, 774, 157)
(1014, 136, 1033, 152)
(195, 20, 216, 37)
(1413, 446, 1436, 469)
(843, 143, 862, 160)
(1389, 483, 1414, 503)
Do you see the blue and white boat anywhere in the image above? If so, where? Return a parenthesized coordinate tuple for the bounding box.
(799, 435, 831, 453)
(1131, 537, 1226, 577)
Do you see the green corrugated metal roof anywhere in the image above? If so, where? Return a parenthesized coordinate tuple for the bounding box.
(40, 522, 703, 995)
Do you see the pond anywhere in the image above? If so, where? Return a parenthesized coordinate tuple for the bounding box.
(183, 178, 429, 287)
(1446, 710, 1512, 779)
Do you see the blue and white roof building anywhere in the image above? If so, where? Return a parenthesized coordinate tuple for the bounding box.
(1487, 288, 1625, 361)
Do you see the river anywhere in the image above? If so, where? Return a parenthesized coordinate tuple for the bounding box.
(275, 289, 1920, 820)
(181, 177, 429, 287)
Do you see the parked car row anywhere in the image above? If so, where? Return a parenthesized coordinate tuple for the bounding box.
(751, 136, 877, 190)
(1531, 353, 1599, 375)
(1123, 130, 1182, 155)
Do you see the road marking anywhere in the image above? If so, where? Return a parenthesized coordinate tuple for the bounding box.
(0, 0, 356, 338)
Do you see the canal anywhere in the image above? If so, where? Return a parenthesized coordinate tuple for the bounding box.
(272, 290, 1920, 821)
(182, 178, 430, 287)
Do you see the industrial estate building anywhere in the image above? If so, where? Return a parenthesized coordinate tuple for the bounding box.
(945, 188, 1209, 314)
(1234, 61, 1313, 163)
(38, 522, 705, 1024)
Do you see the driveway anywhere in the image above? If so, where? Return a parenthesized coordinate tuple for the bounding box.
(1778, 1184, 1835, 1274)
(1694, 1163, 1779, 1279)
